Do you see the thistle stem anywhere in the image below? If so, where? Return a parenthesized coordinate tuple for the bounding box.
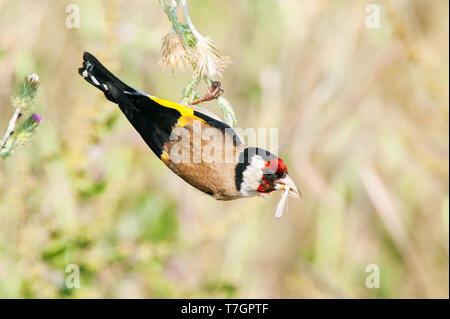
(0, 107, 21, 150)
(180, 0, 203, 41)
(160, 0, 189, 47)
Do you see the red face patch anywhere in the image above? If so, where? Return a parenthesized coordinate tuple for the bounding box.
(257, 158, 288, 193)
(267, 159, 288, 178)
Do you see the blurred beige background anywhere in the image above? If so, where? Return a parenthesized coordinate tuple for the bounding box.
(0, 0, 448, 298)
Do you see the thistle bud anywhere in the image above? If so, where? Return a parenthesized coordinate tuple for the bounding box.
(11, 113, 41, 147)
(11, 73, 40, 110)
(31, 113, 43, 124)
(27, 73, 40, 85)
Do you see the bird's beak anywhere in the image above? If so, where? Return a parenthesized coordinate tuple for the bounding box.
(275, 174, 301, 199)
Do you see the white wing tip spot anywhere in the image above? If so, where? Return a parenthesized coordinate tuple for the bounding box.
(90, 75, 101, 86)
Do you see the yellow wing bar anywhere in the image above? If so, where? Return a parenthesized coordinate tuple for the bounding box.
(148, 96, 206, 127)
(148, 96, 201, 119)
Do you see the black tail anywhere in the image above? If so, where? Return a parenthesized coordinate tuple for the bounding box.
(78, 52, 137, 103)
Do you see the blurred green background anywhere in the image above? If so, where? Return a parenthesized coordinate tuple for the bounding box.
(0, 0, 448, 298)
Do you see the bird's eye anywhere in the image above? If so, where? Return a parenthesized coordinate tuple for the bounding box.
(278, 169, 287, 179)
(257, 177, 276, 193)
(262, 167, 277, 181)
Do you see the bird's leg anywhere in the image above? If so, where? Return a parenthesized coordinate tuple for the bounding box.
(189, 81, 224, 105)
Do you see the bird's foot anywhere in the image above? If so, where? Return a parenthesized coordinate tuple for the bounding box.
(189, 81, 224, 106)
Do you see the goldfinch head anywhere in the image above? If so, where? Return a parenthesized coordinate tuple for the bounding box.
(236, 147, 300, 199)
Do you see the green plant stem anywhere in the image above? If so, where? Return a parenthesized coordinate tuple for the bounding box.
(180, 0, 203, 41)
(158, 0, 237, 128)
(160, 0, 189, 47)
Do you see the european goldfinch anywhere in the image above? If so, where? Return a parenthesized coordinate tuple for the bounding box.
(78, 52, 300, 203)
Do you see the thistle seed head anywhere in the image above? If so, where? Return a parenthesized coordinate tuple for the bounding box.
(158, 31, 191, 72)
(194, 37, 231, 77)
